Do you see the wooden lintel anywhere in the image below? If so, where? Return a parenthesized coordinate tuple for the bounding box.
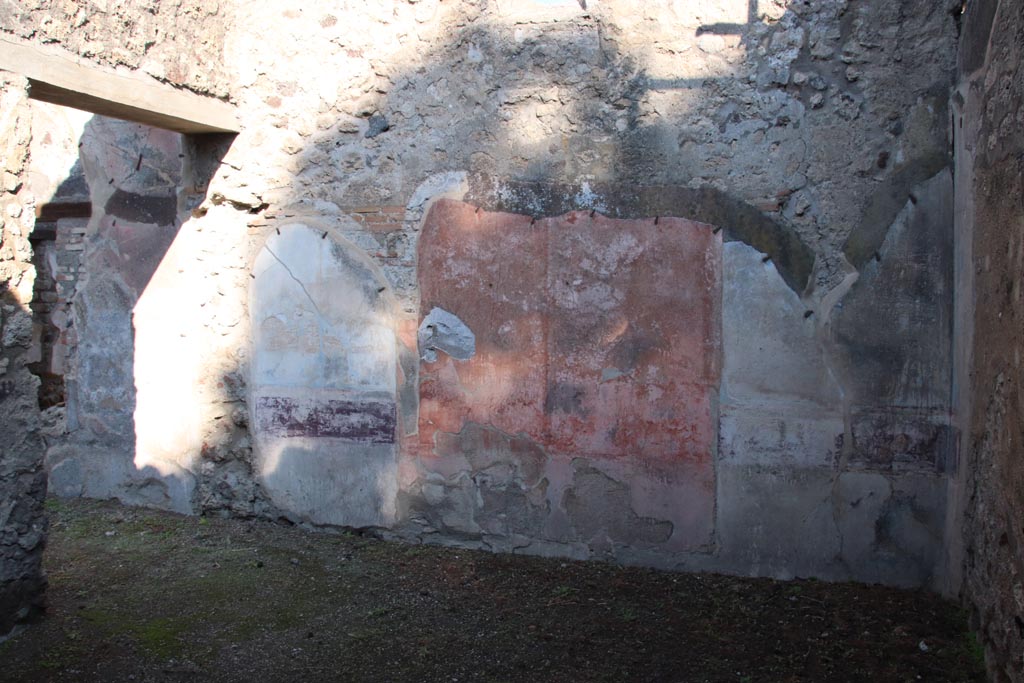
(36, 201, 92, 222)
(0, 34, 239, 134)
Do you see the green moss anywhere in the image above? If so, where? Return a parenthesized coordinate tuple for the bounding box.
(80, 608, 188, 660)
(134, 617, 188, 659)
(617, 605, 639, 622)
(964, 630, 986, 670)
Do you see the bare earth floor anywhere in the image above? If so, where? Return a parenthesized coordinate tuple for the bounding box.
(0, 498, 985, 683)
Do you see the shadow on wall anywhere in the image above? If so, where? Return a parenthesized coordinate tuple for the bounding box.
(248, 220, 401, 528)
(40, 110, 237, 515)
(0, 278, 48, 637)
(230, 0, 956, 586)
(36, 0, 958, 587)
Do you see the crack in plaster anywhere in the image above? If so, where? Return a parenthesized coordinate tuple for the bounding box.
(262, 242, 327, 362)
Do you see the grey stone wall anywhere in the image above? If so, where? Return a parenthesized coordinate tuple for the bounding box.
(0, 71, 46, 640)
(953, 0, 1024, 679)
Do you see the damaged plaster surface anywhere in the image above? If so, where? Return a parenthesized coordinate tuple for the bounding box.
(0, 0, 993, 639)
(42, 115, 198, 514)
(417, 307, 475, 363)
(250, 223, 399, 528)
(400, 196, 951, 583)
(408, 198, 720, 557)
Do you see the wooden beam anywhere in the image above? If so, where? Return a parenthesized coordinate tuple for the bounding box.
(36, 201, 92, 222)
(0, 35, 239, 134)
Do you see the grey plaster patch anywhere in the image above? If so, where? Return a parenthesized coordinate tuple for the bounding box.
(258, 441, 398, 529)
(418, 307, 475, 363)
(397, 339, 420, 436)
(716, 464, 843, 581)
(836, 471, 945, 587)
(718, 407, 842, 469)
(562, 462, 674, 549)
(721, 241, 840, 407)
(45, 444, 196, 515)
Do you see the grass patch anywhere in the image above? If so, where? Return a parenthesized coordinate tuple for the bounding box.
(80, 608, 189, 660)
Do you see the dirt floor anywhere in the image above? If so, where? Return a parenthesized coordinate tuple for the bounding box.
(0, 498, 985, 683)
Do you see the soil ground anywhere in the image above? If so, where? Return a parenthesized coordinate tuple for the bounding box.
(0, 497, 986, 682)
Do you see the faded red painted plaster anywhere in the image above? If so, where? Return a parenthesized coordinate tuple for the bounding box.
(415, 198, 722, 469)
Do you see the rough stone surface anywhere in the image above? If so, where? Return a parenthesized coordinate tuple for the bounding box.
(0, 71, 46, 640)
(0, 1, 234, 98)
(953, 0, 1024, 679)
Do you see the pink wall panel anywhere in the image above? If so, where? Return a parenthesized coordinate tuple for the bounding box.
(416, 199, 721, 467)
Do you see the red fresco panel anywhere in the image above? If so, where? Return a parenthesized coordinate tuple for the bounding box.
(417, 200, 549, 454)
(545, 212, 721, 459)
(415, 199, 722, 465)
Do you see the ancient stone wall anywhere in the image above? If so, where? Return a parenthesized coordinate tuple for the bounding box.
(0, 0, 234, 98)
(953, 0, 1024, 679)
(0, 71, 46, 639)
(5, 0, 966, 592)
(213, 0, 956, 585)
